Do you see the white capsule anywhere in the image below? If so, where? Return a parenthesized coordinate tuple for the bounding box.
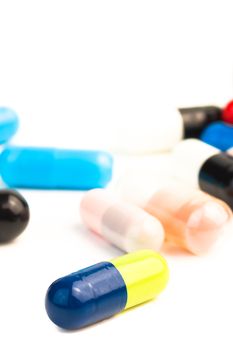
(171, 139, 220, 188)
(108, 104, 183, 154)
(80, 189, 165, 252)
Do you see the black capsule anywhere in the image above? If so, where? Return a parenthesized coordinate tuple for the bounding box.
(179, 106, 222, 138)
(0, 190, 30, 243)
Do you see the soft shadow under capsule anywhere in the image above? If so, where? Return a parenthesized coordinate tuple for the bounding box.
(0, 189, 30, 242)
(45, 250, 169, 330)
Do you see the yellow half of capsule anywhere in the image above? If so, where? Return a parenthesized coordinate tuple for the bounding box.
(111, 250, 169, 309)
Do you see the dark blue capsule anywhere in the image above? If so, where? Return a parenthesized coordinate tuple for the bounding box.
(45, 262, 127, 330)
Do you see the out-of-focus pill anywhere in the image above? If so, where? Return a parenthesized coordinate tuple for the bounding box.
(200, 122, 233, 151)
(45, 250, 169, 330)
(108, 105, 183, 154)
(80, 189, 164, 252)
(0, 107, 19, 144)
(0, 189, 29, 242)
(179, 106, 221, 138)
(222, 100, 233, 124)
(116, 176, 232, 254)
(172, 139, 233, 210)
(0, 146, 113, 189)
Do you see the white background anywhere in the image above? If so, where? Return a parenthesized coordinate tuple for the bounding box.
(0, 1, 233, 349)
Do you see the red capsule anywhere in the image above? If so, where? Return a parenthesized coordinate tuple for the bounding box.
(222, 100, 233, 124)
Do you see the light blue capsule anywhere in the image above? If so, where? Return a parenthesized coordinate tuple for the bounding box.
(0, 107, 19, 144)
(0, 146, 113, 189)
(200, 122, 233, 151)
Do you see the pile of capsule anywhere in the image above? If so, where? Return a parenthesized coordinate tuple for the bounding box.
(0, 100, 233, 330)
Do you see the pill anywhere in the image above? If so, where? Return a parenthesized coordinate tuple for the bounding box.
(80, 189, 164, 252)
(116, 176, 232, 254)
(222, 100, 233, 124)
(0, 189, 29, 242)
(0, 146, 113, 189)
(200, 122, 233, 151)
(179, 106, 221, 138)
(0, 107, 19, 144)
(45, 250, 169, 330)
(107, 104, 183, 154)
(172, 139, 233, 210)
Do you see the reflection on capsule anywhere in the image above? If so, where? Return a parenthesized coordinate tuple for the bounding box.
(80, 189, 165, 252)
(0, 146, 113, 189)
(45, 250, 169, 330)
(201, 122, 233, 151)
(0, 107, 19, 144)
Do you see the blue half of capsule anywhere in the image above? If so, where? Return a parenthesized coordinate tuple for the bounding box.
(45, 262, 127, 330)
(200, 122, 233, 151)
(0, 146, 113, 189)
(0, 107, 19, 144)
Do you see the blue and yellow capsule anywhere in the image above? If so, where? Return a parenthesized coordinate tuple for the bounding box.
(0, 146, 113, 189)
(45, 250, 169, 330)
(0, 107, 19, 144)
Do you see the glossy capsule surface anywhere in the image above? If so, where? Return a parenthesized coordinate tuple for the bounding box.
(0, 107, 19, 144)
(45, 250, 169, 330)
(200, 122, 233, 151)
(0, 146, 113, 189)
(80, 189, 165, 252)
(0, 189, 30, 242)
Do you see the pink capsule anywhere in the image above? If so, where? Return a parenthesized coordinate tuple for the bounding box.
(80, 189, 165, 252)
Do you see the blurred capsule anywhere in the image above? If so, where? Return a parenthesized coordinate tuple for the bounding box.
(200, 122, 233, 151)
(172, 139, 233, 210)
(179, 105, 221, 138)
(116, 176, 232, 255)
(0, 146, 113, 189)
(0, 189, 29, 243)
(45, 250, 169, 329)
(80, 189, 164, 252)
(222, 100, 233, 124)
(0, 107, 19, 144)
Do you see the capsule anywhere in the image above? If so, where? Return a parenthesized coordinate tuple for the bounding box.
(80, 189, 164, 252)
(200, 122, 233, 151)
(45, 250, 169, 330)
(179, 106, 222, 138)
(0, 107, 19, 144)
(222, 99, 233, 124)
(116, 176, 232, 254)
(0, 146, 113, 189)
(172, 139, 233, 210)
(108, 104, 183, 154)
(0, 189, 30, 242)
